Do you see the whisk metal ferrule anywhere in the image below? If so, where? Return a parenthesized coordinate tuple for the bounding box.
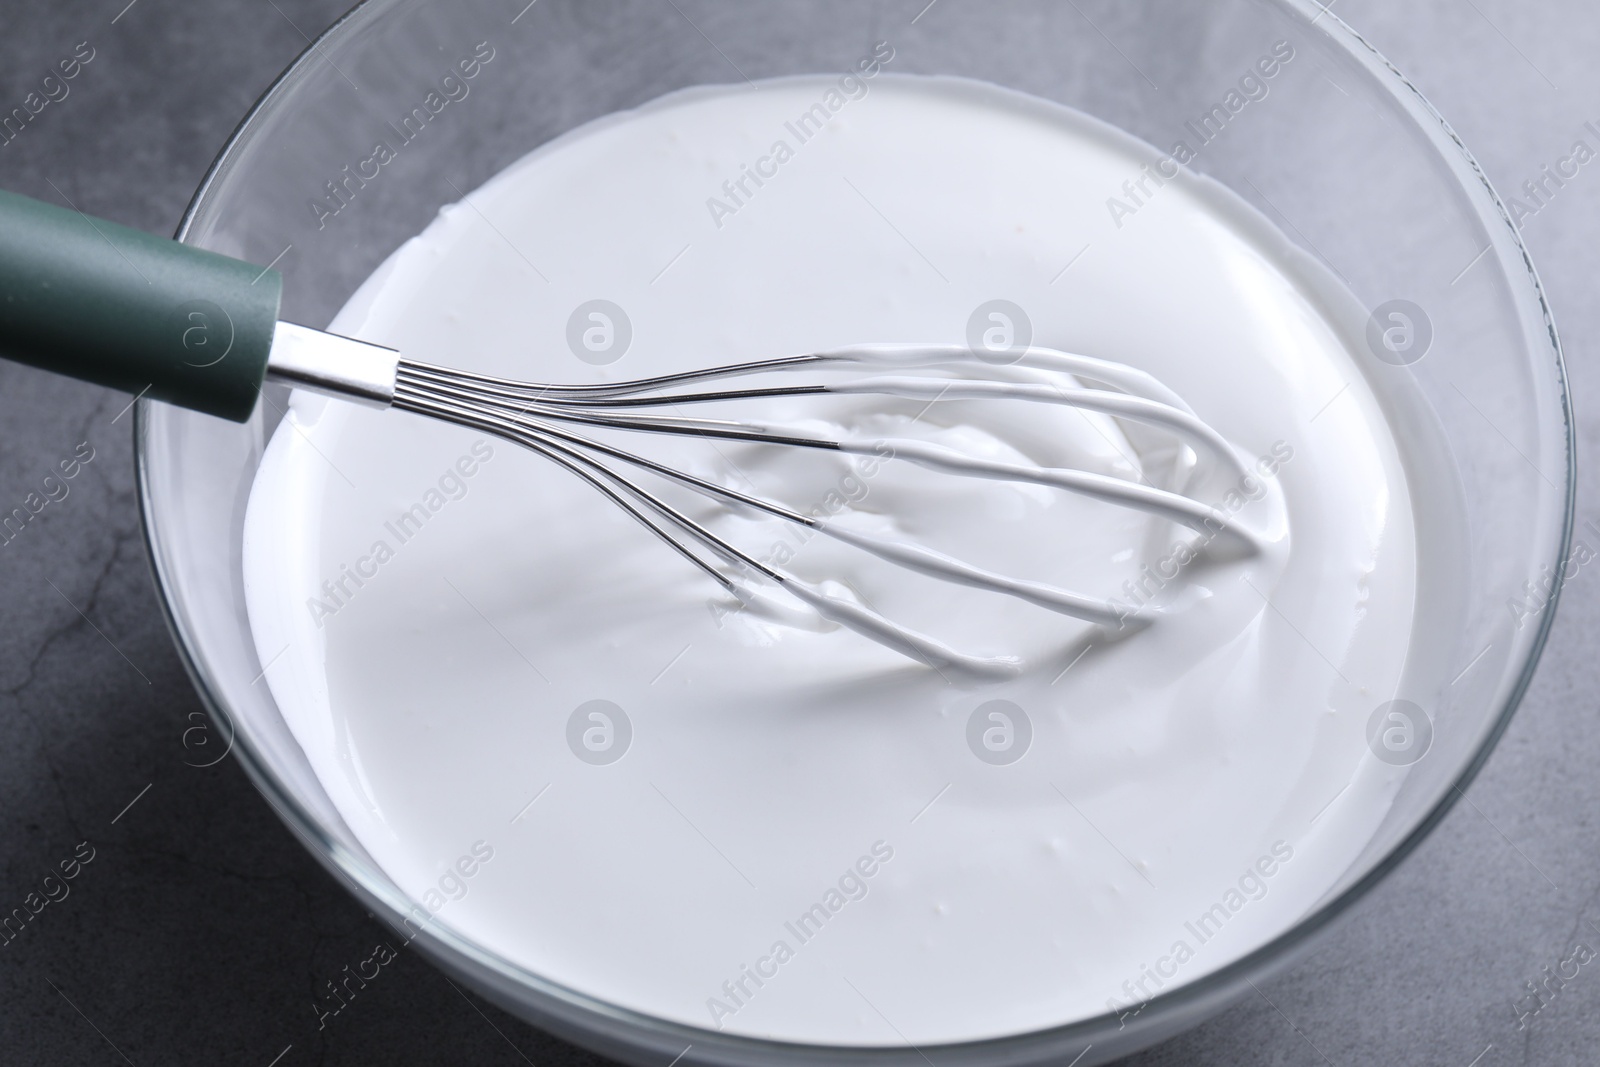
(265, 322, 399, 408)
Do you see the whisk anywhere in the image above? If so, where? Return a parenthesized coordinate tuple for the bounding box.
(0, 189, 1261, 678)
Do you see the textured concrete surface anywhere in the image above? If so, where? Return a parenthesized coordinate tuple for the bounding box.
(0, 1, 1597, 1064)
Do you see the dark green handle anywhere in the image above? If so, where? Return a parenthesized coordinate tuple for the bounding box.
(0, 189, 281, 422)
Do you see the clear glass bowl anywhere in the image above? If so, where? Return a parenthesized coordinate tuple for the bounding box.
(136, 1, 1574, 1063)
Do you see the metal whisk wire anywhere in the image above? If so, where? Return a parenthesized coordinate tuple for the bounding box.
(385, 344, 1261, 680)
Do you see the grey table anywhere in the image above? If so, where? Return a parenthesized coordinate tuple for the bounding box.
(1, 1, 1595, 1064)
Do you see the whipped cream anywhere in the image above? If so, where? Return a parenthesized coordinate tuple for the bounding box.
(243, 74, 1436, 1044)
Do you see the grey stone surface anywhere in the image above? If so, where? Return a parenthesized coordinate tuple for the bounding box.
(0, 1, 1595, 1064)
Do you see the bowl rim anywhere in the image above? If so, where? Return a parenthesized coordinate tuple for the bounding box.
(134, 0, 1578, 1061)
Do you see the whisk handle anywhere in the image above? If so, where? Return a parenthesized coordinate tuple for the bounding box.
(0, 188, 280, 422)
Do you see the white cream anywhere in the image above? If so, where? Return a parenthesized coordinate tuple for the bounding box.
(242, 75, 1437, 1044)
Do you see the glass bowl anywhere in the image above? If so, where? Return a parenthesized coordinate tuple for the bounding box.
(135, 0, 1574, 1063)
